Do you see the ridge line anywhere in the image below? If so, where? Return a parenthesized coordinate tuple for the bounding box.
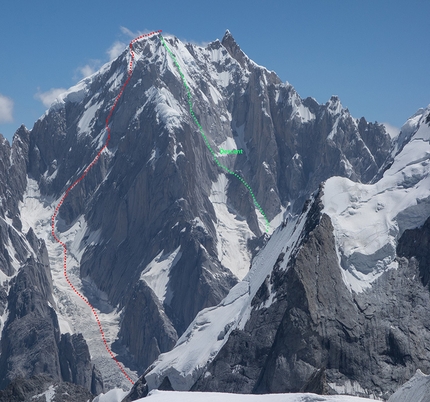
(51, 29, 162, 386)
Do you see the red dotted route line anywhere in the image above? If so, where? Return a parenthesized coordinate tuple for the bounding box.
(51, 30, 162, 386)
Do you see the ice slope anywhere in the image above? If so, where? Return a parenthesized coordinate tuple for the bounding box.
(322, 106, 430, 292)
(144, 203, 311, 392)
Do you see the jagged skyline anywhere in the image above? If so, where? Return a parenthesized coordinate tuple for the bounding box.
(1, 0, 429, 141)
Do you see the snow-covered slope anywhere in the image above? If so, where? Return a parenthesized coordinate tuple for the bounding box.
(323, 105, 430, 292)
(95, 389, 371, 402)
(387, 370, 430, 402)
(145, 391, 372, 402)
(144, 206, 310, 391)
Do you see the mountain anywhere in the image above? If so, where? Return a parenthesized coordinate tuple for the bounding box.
(142, 105, 430, 400)
(0, 28, 426, 400)
(0, 128, 104, 399)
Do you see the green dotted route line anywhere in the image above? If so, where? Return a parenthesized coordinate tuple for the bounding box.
(159, 35, 269, 233)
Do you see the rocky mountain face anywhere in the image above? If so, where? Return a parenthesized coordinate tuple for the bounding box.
(0, 28, 424, 400)
(0, 131, 104, 399)
(0, 374, 95, 402)
(20, 30, 392, 379)
(192, 203, 430, 399)
(144, 105, 430, 400)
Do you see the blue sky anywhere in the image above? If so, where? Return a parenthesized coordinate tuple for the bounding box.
(0, 0, 429, 141)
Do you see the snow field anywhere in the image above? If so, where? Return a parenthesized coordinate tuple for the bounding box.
(209, 173, 253, 280)
(140, 246, 181, 303)
(93, 389, 371, 402)
(323, 106, 430, 292)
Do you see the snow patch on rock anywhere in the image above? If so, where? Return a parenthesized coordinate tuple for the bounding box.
(140, 247, 182, 303)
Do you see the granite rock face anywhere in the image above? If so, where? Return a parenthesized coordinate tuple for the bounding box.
(0, 127, 30, 232)
(397, 215, 430, 288)
(0, 374, 94, 402)
(192, 193, 430, 400)
(59, 333, 104, 395)
(0, 256, 61, 388)
(0, 131, 103, 396)
(116, 280, 178, 372)
(0, 246, 103, 394)
(22, 31, 392, 376)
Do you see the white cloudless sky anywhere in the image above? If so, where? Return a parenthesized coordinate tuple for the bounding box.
(0, 0, 429, 141)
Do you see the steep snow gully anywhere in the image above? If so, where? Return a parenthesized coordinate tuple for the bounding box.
(50, 30, 162, 385)
(50, 30, 271, 385)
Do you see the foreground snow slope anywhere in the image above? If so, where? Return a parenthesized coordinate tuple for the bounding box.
(387, 370, 430, 402)
(94, 389, 371, 402)
(142, 390, 372, 402)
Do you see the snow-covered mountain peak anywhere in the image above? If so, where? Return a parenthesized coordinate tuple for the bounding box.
(393, 105, 430, 154)
(322, 105, 430, 293)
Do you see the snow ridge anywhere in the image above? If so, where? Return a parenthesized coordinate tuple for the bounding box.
(144, 203, 312, 392)
(323, 105, 430, 292)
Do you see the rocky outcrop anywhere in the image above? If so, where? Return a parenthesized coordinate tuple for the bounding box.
(59, 333, 104, 395)
(116, 280, 178, 372)
(397, 215, 430, 288)
(193, 200, 430, 399)
(0, 220, 103, 394)
(0, 374, 94, 402)
(121, 376, 148, 402)
(0, 128, 30, 232)
(0, 255, 62, 388)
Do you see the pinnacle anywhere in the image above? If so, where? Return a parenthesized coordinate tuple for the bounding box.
(221, 30, 247, 69)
